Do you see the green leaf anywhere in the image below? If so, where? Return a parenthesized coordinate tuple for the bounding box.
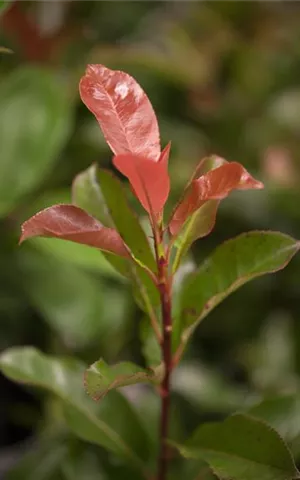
(175, 458, 215, 480)
(61, 447, 145, 480)
(31, 237, 122, 278)
(172, 259, 196, 350)
(139, 316, 162, 367)
(7, 433, 69, 480)
(247, 396, 300, 443)
(241, 314, 296, 391)
(172, 362, 246, 412)
(0, 68, 73, 215)
(172, 200, 218, 272)
(71, 165, 159, 305)
(0, 347, 149, 471)
(18, 249, 128, 349)
(180, 231, 300, 345)
(0, 0, 10, 16)
(130, 263, 160, 312)
(97, 169, 156, 272)
(84, 359, 163, 401)
(175, 414, 300, 480)
(72, 164, 113, 227)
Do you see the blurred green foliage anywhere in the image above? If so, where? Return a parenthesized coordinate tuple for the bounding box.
(1, 1, 300, 478)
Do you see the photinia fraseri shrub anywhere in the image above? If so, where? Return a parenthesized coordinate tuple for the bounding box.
(1, 64, 300, 480)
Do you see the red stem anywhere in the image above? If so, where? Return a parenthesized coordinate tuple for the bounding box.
(157, 252, 173, 480)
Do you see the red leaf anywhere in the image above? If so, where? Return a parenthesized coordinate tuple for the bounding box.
(169, 162, 264, 236)
(113, 143, 171, 215)
(80, 64, 161, 159)
(20, 204, 130, 258)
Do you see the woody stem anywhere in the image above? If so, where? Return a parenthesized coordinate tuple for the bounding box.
(154, 225, 172, 480)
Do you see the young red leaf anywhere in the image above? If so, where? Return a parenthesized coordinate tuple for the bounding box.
(113, 143, 171, 215)
(170, 162, 264, 236)
(80, 64, 161, 159)
(20, 204, 130, 258)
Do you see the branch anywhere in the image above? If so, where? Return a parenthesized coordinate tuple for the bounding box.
(157, 250, 173, 480)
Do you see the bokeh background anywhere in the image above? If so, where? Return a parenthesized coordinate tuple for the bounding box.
(1, 1, 300, 478)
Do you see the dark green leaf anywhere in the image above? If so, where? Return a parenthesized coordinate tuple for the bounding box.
(0, 347, 149, 471)
(180, 231, 300, 346)
(247, 396, 300, 443)
(97, 169, 156, 272)
(7, 433, 69, 480)
(175, 414, 299, 480)
(72, 166, 159, 307)
(84, 359, 163, 401)
(0, 68, 73, 215)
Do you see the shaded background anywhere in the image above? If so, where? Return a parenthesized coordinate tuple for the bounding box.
(1, 1, 300, 478)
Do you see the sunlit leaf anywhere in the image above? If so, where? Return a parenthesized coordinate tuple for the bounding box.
(80, 64, 161, 159)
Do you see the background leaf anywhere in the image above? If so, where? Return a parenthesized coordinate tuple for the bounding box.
(72, 163, 113, 227)
(18, 249, 130, 352)
(0, 68, 72, 216)
(0, 347, 150, 472)
(0, 0, 10, 16)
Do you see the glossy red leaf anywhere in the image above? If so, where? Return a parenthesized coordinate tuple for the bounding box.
(113, 143, 171, 215)
(80, 64, 161, 159)
(20, 204, 130, 258)
(170, 162, 264, 236)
